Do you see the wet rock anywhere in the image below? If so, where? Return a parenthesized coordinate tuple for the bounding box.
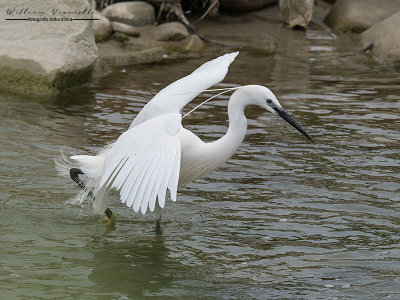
(362, 12, 400, 64)
(113, 32, 130, 43)
(0, 0, 97, 95)
(154, 22, 189, 41)
(111, 21, 140, 37)
(102, 1, 155, 27)
(93, 11, 112, 42)
(312, 0, 332, 23)
(279, 0, 314, 28)
(324, 0, 400, 34)
(96, 39, 167, 67)
(183, 35, 205, 52)
(220, 0, 278, 13)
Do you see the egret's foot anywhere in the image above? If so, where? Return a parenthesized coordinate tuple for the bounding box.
(70, 167, 94, 199)
(106, 213, 116, 227)
(105, 207, 113, 218)
(70, 168, 84, 188)
(104, 207, 116, 227)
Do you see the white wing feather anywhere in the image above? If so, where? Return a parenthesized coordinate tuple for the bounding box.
(64, 53, 241, 216)
(97, 113, 182, 213)
(130, 52, 239, 128)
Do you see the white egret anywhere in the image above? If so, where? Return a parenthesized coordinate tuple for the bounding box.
(59, 52, 313, 230)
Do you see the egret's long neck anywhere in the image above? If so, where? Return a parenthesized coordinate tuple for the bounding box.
(213, 91, 248, 156)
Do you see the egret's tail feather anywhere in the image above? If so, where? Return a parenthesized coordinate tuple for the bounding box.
(55, 149, 103, 179)
(55, 146, 111, 206)
(70, 154, 105, 178)
(55, 149, 74, 178)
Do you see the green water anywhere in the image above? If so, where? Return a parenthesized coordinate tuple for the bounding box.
(1, 23, 400, 299)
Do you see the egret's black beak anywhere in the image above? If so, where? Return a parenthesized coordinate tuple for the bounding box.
(273, 107, 314, 143)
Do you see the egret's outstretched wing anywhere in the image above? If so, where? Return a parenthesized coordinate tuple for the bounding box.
(97, 113, 182, 214)
(130, 51, 239, 128)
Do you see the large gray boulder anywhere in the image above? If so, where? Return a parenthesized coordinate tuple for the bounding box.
(324, 0, 400, 34)
(102, 1, 155, 26)
(279, 0, 314, 28)
(362, 12, 400, 64)
(0, 0, 98, 95)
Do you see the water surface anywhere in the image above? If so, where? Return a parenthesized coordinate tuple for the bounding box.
(1, 23, 400, 299)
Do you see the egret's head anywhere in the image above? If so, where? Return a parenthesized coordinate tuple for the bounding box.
(241, 85, 314, 143)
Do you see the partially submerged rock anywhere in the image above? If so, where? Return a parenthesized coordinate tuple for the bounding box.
(102, 1, 155, 26)
(0, 0, 97, 95)
(153, 22, 189, 41)
(279, 0, 314, 28)
(111, 21, 140, 37)
(94, 11, 112, 42)
(324, 0, 400, 34)
(362, 11, 400, 65)
(97, 40, 167, 67)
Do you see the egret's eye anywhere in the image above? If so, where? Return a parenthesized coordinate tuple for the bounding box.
(266, 99, 273, 104)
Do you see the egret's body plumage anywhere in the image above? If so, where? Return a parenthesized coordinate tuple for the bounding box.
(61, 52, 313, 227)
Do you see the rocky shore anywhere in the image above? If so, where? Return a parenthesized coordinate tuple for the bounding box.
(0, 0, 399, 96)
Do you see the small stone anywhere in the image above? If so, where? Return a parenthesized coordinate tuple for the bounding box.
(111, 21, 140, 37)
(93, 11, 112, 42)
(155, 22, 189, 42)
(102, 1, 155, 27)
(183, 35, 205, 52)
(113, 32, 130, 43)
(279, 0, 314, 29)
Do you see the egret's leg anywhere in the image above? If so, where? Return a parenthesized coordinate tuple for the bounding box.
(155, 217, 162, 233)
(105, 208, 113, 218)
(69, 168, 114, 220)
(105, 207, 116, 226)
(154, 202, 163, 233)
